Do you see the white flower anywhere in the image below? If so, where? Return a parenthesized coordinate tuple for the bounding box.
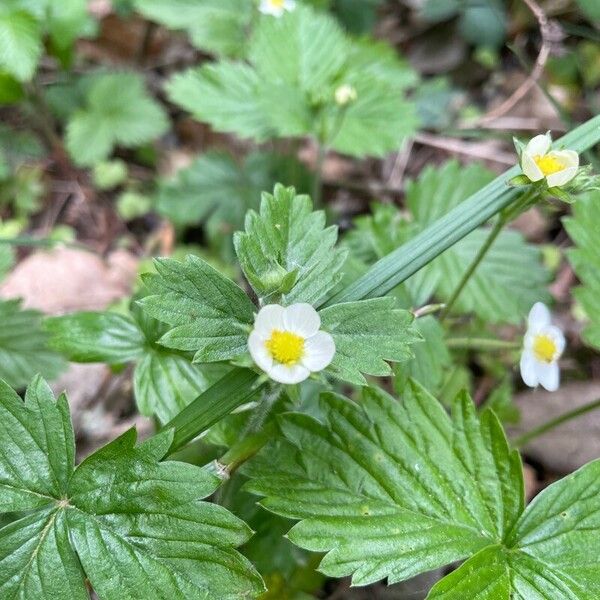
(259, 0, 295, 17)
(520, 133, 579, 188)
(248, 303, 335, 384)
(520, 302, 565, 392)
(335, 84, 357, 106)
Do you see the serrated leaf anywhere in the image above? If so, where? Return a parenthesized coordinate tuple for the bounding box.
(245, 383, 523, 585)
(45, 311, 146, 364)
(0, 378, 264, 599)
(0, 8, 42, 81)
(140, 255, 256, 362)
(134, 0, 251, 57)
(0, 298, 65, 388)
(66, 72, 168, 166)
(393, 315, 451, 395)
(234, 184, 346, 305)
(250, 5, 349, 96)
(319, 297, 420, 385)
(564, 190, 600, 350)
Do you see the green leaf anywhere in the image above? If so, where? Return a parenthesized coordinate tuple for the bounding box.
(139, 255, 256, 362)
(134, 0, 251, 57)
(0, 378, 264, 599)
(0, 8, 42, 81)
(66, 72, 169, 166)
(564, 190, 600, 350)
(345, 163, 550, 322)
(393, 315, 451, 395)
(45, 311, 146, 364)
(577, 0, 600, 21)
(133, 350, 228, 423)
(167, 61, 273, 142)
(245, 383, 523, 585)
(234, 184, 346, 305)
(250, 5, 349, 96)
(319, 298, 420, 385)
(0, 298, 65, 388)
(154, 151, 311, 254)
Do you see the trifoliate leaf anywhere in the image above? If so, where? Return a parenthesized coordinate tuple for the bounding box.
(0, 298, 65, 388)
(245, 383, 523, 585)
(45, 308, 227, 423)
(234, 184, 347, 305)
(0, 8, 42, 81)
(0, 377, 264, 599)
(564, 190, 600, 350)
(140, 255, 256, 363)
(134, 0, 251, 57)
(66, 72, 169, 166)
(319, 297, 420, 385)
(167, 5, 418, 157)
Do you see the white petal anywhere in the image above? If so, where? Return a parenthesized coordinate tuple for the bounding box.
(248, 331, 273, 372)
(521, 151, 544, 182)
(528, 302, 551, 331)
(525, 133, 551, 157)
(254, 304, 284, 336)
(284, 0, 296, 9)
(546, 166, 578, 188)
(267, 363, 311, 384)
(551, 149, 579, 168)
(536, 361, 560, 392)
(302, 331, 335, 372)
(520, 351, 539, 388)
(545, 325, 566, 357)
(283, 303, 320, 337)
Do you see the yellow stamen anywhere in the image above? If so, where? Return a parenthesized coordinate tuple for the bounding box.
(265, 330, 304, 365)
(534, 154, 563, 176)
(269, 0, 285, 6)
(533, 334, 557, 363)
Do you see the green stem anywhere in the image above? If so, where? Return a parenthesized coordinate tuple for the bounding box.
(220, 422, 276, 473)
(165, 368, 264, 455)
(446, 337, 521, 351)
(440, 216, 506, 321)
(512, 398, 600, 449)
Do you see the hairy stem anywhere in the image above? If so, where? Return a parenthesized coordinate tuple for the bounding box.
(512, 398, 600, 448)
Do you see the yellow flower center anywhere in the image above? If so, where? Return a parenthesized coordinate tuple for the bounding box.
(265, 330, 304, 365)
(269, 0, 285, 7)
(533, 334, 557, 363)
(534, 154, 563, 176)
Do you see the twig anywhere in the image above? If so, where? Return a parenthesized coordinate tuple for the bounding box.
(414, 133, 515, 165)
(469, 0, 553, 125)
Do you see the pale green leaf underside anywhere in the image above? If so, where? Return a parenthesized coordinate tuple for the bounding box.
(0, 9, 42, 81)
(0, 379, 263, 599)
(245, 382, 523, 585)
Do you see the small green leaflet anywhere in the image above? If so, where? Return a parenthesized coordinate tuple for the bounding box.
(246, 381, 600, 596)
(134, 0, 251, 57)
(66, 72, 169, 166)
(0, 298, 65, 388)
(319, 297, 420, 385)
(45, 308, 227, 423)
(167, 5, 418, 158)
(0, 376, 264, 599)
(234, 184, 347, 305)
(139, 254, 256, 363)
(0, 7, 42, 81)
(564, 190, 600, 350)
